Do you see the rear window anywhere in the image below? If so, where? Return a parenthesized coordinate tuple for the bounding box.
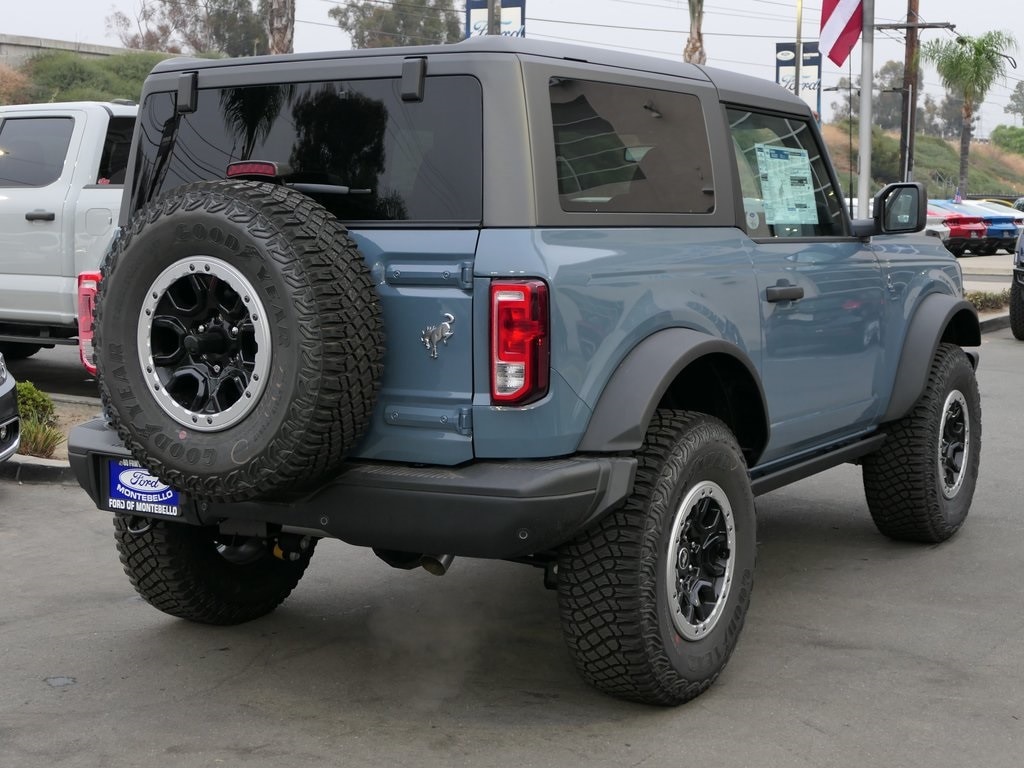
(132, 76, 482, 223)
(549, 78, 714, 214)
(0, 116, 74, 187)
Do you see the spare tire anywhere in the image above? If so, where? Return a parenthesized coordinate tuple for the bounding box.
(95, 180, 383, 502)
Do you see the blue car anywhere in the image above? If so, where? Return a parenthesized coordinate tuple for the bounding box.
(0, 352, 20, 462)
(931, 199, 1020, 255)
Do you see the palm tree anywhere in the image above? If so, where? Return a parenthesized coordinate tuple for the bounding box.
(922, 31, 1017, 198)
(683, 1, 706, 65)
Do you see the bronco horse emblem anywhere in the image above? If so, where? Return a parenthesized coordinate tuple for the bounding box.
(421, 313, 455, 359)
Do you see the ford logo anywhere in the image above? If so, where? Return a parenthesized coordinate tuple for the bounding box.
(118, 469, 171, 493)
(776, 50, 796, 61)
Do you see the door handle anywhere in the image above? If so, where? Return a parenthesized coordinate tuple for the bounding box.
(765, 283, 804, 302)
(25, 210, 56, 222)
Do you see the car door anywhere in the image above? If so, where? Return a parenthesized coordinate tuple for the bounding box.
(727, 107, 885, 463)
(0, 110, 80, 325)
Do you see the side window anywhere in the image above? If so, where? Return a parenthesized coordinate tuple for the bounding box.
(0, 117, 74, 188)
(97, 116, 136, 185)
(549, 78, 714, 214)
(727, 108, 845, 238)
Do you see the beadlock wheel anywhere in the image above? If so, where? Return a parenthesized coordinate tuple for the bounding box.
(666, 480, 736, 640)
(138, 257, 272, 433)
(938, 389, 970, 499)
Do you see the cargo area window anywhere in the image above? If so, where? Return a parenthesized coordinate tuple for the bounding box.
(549, 78, 714, 214)
(0, 117, 74, 188)
(133, 76, 482, 223)
(727, 108, 845, 238)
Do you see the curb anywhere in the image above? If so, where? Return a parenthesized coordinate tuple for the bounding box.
(1, 315, 1012, 486)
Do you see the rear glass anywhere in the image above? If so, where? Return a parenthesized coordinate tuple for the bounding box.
(132, 76, 482, 223)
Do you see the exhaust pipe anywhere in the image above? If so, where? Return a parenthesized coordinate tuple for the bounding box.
(420, 554, 454, 576)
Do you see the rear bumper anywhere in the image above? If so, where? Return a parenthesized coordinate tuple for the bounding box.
(68, 418, 636, 559)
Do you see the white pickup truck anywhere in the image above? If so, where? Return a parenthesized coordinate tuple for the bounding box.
(0, 101, 136, 360)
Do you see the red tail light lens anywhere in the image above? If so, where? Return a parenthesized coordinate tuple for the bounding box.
(490, 280, 549, 405)
(77, 271, 101, 376)
(225, 160, 280, 179)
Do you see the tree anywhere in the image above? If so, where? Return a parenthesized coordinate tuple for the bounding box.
(107, 0, 268, 57)
(328, 0, 462, 49)
(922, 31, 1018, 197)
(683, 1, 706, 65)
(0, 64, 32, 105)
(1005, 81, 1024, 125)
(990, 125, 1024, 155)
(267, 0, 295, 54)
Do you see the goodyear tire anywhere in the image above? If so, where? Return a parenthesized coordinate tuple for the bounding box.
(557, 411, 756, 706)
(862, 343, 981, 543)
(95, 180, 383, 502)
(113, 515, 316, 624)
(1010, 280, 1024, 340)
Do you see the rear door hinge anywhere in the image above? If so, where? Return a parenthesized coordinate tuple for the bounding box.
(457, 407, 473, 436)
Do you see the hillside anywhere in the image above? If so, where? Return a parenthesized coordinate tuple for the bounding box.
(821, 123, 1024, 200)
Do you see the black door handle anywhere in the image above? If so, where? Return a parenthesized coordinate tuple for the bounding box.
(765, 283, 805, 302)
(25, 210, 56, 222)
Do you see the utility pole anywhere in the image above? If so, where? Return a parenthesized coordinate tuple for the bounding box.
(877, 13, 954, 182)
(899, 0, 919, 181)
(487, 0, 502, 35)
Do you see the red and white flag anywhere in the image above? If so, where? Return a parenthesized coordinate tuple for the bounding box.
(820, 0, 863, 66)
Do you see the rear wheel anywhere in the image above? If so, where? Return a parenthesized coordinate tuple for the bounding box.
(557, 411, 756, 706)
(113, 515, 317, 624)
(862, 343, 980, 542)
(1010, 280, 1024, 340)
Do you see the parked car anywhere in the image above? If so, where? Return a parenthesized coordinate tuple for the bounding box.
(1013, 197, 1024, 212)
(0, 101, 135, 361)
(977, 197, 1015, 208)
(67, 37, 982, 706)
(1012, 232, 1024, 339)
(926, 203, 986, 256)
(0, 352, 19, 462)
(930, 199, 1019, 255)
(973, 199, 1024, 232)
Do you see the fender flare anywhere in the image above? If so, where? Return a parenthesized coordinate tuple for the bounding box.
(578, 327, 769, 457)
(881, 293, 981, 423)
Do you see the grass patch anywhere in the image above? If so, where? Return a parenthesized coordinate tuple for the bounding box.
(966, 288, 1010, 312)
(18, 417, 65, 459)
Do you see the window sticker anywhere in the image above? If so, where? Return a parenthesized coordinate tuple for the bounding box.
(753, 143, 818, 226)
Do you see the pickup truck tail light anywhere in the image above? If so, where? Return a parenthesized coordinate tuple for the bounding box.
(490, 280, 549, 405)
(77, 271, 101, 376)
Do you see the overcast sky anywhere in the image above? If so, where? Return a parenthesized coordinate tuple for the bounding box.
(3, 0, 1019, 136)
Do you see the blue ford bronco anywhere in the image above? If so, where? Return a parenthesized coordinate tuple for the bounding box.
(69, 37, 982, 705)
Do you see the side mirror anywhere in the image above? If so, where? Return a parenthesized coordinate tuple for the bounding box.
(850, 182, 927, 238)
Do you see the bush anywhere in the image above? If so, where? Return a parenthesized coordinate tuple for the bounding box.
(19, 417, 64, 459)
(16, 381, 56, 426)
(966, 288, 1010, 312)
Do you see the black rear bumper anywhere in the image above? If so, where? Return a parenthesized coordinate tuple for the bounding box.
(68, 418, 636, 558)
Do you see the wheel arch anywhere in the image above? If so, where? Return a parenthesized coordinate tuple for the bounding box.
(881, 292, 981, 423)
(578, 328, 769, 466)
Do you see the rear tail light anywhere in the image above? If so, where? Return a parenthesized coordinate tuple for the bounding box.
(490, 280, 549, 405)
(77, 271, 100, 376)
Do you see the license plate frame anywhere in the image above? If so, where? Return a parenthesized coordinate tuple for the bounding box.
(103, 457, 181, 517)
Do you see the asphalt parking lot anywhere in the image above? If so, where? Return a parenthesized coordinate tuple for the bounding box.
(1, 328, 1022, 768)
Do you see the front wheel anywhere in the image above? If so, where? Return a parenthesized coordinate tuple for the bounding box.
(113, 516, 317, 624)
(557, 411, 756, 706)
(862, 343, 981, 542)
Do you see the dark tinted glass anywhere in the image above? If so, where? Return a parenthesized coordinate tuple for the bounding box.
(0, 117, 74, 187)
(98, 116, 135, 185)
(549, 79, 714, 213)
(133, 76, 482, 223)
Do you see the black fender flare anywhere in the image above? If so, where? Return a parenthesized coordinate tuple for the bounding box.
(578, 328, 769, 460)
(881, 293, 981, 423)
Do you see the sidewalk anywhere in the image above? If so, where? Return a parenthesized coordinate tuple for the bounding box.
(2, 255, 1013, 486)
